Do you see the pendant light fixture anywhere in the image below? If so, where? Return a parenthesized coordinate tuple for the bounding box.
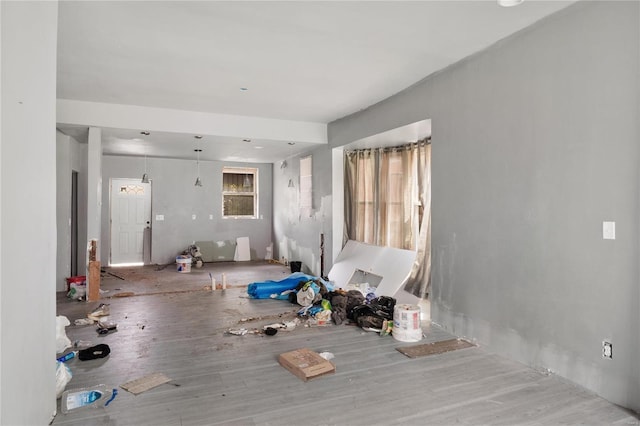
(194, 148, 203, 187)
(141, 152, 150, 183)
(287, 142, 295, 188)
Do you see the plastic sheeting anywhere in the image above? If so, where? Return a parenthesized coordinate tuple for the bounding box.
(247, 272, 333, 299)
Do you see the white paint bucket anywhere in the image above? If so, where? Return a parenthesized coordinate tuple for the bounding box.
(176, 256, 192, 273)
(393, 304, 422, 342)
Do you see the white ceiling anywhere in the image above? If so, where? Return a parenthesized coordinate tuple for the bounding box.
(56, 0, 576, 162)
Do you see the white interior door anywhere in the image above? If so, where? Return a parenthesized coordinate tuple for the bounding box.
(110, 178, 151, 265)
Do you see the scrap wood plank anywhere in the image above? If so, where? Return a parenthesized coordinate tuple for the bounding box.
(121, 372, 171, 395)
(396, 338, 476, 358)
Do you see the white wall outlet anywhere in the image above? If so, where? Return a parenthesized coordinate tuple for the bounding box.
(603, 221, 615, 240)
(155, 214, 164, 221)
(209, 214, 213, 220)
(192, 214, 197, 220)
(602, 341, 613, 359)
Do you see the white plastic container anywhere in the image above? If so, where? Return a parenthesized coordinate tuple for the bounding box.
(176, 256, 192, 273)
(392, 304, 422, 342)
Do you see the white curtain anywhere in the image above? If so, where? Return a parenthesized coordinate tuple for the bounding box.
(344, 139, 431, 297)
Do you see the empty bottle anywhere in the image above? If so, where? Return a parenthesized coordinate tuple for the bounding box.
(56, 351, 78, 363)
(60, 384, 117, 414)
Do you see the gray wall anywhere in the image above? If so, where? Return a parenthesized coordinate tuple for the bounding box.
(329, 1, 639, 411)
(56, 131, 88, 291)
(273, 144, 333, 276)
(1, 1, 58, 423)
(101, 155, 273, 265)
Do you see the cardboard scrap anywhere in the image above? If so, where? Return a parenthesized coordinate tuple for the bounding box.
(120, 372, 171, 395)
(396, 338, 475, 358)
(278, 348, 335, 382)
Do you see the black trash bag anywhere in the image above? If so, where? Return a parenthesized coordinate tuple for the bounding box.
(357, 315, 385, 330)
(368, 296, 396, 320)
(78, 343, 111, 361)
(345, 290, 366, 320)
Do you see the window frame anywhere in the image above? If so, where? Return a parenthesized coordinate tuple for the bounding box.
(299, 155, 313, 217)
(221, 166, 259, 219)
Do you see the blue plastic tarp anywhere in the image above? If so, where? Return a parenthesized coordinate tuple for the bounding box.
(247, 272, 333, 299)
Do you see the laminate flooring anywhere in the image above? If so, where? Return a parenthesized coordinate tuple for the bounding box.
(54, 265, 639, 426)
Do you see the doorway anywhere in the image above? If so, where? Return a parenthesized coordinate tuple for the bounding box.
(110, 178, 151, 266)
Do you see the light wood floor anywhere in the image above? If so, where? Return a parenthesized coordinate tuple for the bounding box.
(54, 264, 639, 426)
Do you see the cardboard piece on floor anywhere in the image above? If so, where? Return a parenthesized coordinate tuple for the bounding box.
(278, 348, 335, 381)
(234, 236, 251, 261)
(87, 260, 101, 302)
(120, 372, 171, 395)
(396, 338, 475, 358)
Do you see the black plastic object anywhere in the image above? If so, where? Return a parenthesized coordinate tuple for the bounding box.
(290, 261, 302, 273)
(78, 344, 111, 360)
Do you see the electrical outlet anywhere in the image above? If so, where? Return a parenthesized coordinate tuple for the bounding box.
(602, 341, 613, 359)
(603, 221, 615, 240)
(192, 214, 197, 220)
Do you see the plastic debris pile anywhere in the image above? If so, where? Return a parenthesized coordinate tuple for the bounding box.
(244, 273, 397, 336)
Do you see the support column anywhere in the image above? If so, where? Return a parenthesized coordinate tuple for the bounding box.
(87, 127, 102, 299)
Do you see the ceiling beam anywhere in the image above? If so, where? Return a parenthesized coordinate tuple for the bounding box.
(57, 99, 327, 145)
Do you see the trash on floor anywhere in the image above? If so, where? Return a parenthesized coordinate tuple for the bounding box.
(56, 351, 78, 363)
(55, 361, 73, 398)
(73, 340, 93, 349)
(87, 303, 110, 322)
(78, 343, 111, 360)
(66, 276, 87, 300)
(60, 384, 117, 413)
(396, 338, 476, 358)
(247, 272, 333, 299)
(318, 351, 334, 361)
(262, 318, 300, 332)
(96, 321, 118, 335)
(247, 271, 406, 337)
(278, 348, 335, 381)
(226, 328, 248, 336)
(120, 372, 171, 395)
(391, 303, 422, 342)
(181, 244, 203, 268)
(56, 316, 72, 354)
(176, 255, 192, 273)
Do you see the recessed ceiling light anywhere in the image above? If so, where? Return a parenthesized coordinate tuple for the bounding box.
(243, 139, 252, 143)
(254, 146, 264, 149)
(498, 0, 524, 7)
(140, 131, 150, 136)
(194, 135, 203, 139)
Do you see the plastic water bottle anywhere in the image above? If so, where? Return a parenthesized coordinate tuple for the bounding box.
(60, 385, 118, 414)
(56, 351, 78, 363)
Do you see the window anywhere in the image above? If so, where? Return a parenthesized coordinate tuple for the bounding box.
(222, 167, 258, 218)
(345, 141, 430, 250)
(300, 156, 312, 217)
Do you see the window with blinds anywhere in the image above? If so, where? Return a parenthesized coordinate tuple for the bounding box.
(222, 167, 258, 218)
